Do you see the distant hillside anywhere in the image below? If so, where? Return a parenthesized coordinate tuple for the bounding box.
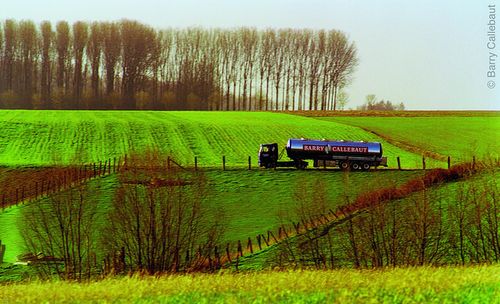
(0, 110, 439, 168)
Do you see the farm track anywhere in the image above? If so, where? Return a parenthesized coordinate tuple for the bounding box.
(360, 128, 447, 161)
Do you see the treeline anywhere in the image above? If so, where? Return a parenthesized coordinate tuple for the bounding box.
(0, 19, 357, 110)
(358, 94, 405, 111)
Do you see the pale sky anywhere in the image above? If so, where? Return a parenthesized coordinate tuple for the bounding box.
(2, 0, 499, 110)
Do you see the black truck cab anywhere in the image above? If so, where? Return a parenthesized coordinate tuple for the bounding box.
(258, 143, 278, 168)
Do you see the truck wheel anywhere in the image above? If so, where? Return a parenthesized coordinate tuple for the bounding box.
(351, 162, 361, 170)
(296, 162, 307, 170)
(362, 163, 371, 170)
(340, 161, 350, 170)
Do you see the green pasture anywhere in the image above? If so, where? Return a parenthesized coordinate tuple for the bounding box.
(0, 169, 419, 263)
(320, 116, 500, 161)
(1, 266, 499, 303)
(0, 110, 443, 169)
(233, 168, 499, 270)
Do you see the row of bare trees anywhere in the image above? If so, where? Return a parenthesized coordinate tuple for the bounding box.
(274, 172, 499, 269)
(22, 152, 224, 280)
(0, 19, 358, 110)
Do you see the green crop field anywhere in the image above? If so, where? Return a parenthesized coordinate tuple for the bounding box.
(0, 169, 420, 263)
(1, 266, 499, 303)
(1, 110, 499, 295)
(318, 116, 500, 162)
(233, 168, 500, 270)
(0, 110, 443, 168)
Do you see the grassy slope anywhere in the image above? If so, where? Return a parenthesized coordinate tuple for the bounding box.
(206, 169, 418, 243)
(236, 169, 500, 270)
(0, 170, 419, 263)
(0, 110, 441, 168)
(0, 175, 118, 263)
(1, 266, 499, 303)
(319, 116, 500, 161)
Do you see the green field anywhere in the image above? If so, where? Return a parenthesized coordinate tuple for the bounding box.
(0, 110, 444, 168)
(319, 116, 500, 161)
(232, 167, 499, 270)
(1, 110, 499, 291)
(0, 169, 420, 263)
(1, 266, 499, 303)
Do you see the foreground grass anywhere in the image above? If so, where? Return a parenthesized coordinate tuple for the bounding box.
(1, 266, 499, 303)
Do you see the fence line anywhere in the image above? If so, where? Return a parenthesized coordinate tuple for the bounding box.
(191, 158, 491, 271)
(0, 156, 125, 210)
(1, 155, 489, 273)
(193, 155, 453, 171)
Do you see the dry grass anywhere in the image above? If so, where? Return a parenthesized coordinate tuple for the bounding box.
(1, 266, 498, 303)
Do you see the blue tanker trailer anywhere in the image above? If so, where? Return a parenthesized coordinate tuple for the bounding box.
(258, 138, 388, 170)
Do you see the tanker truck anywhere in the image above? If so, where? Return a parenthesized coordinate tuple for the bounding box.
(258, 138, 388, 170)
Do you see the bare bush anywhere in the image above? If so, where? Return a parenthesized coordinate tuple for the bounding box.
(21, 185, 99, 280)
(102, 151, 224, 274)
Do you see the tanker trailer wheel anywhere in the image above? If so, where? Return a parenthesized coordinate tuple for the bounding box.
(362, 163, 371, 171)
(296, 161, 307, 170)
(351, 162, 361, 170)
(340, 161, 350, 170)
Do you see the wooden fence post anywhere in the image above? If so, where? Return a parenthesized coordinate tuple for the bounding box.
(248, 156, 251, 170)
(282, 225, 289, 239)
(294, 222, 300, 234)
(108, 158, 112, 175)
(237, 240, 243, 257)
(422, 156, 426, 170)
(0, 240, 5, 264)
(256, 235, 262, 250)
(397, 156, 401, 170)
(214, 246, 221, 269)
(247, 237, 253, 254)
(472, 156, 476, 170)
(99, 161, 102, 176)
(222, 156, 226, 171)
(269, 231, 278, 243)
(261, 234, 269, 246)
(113, 157, 116, 173)
(226, 243, 232, 263)
(194, 156, 198, 171)
(447, 156, 451, 169)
